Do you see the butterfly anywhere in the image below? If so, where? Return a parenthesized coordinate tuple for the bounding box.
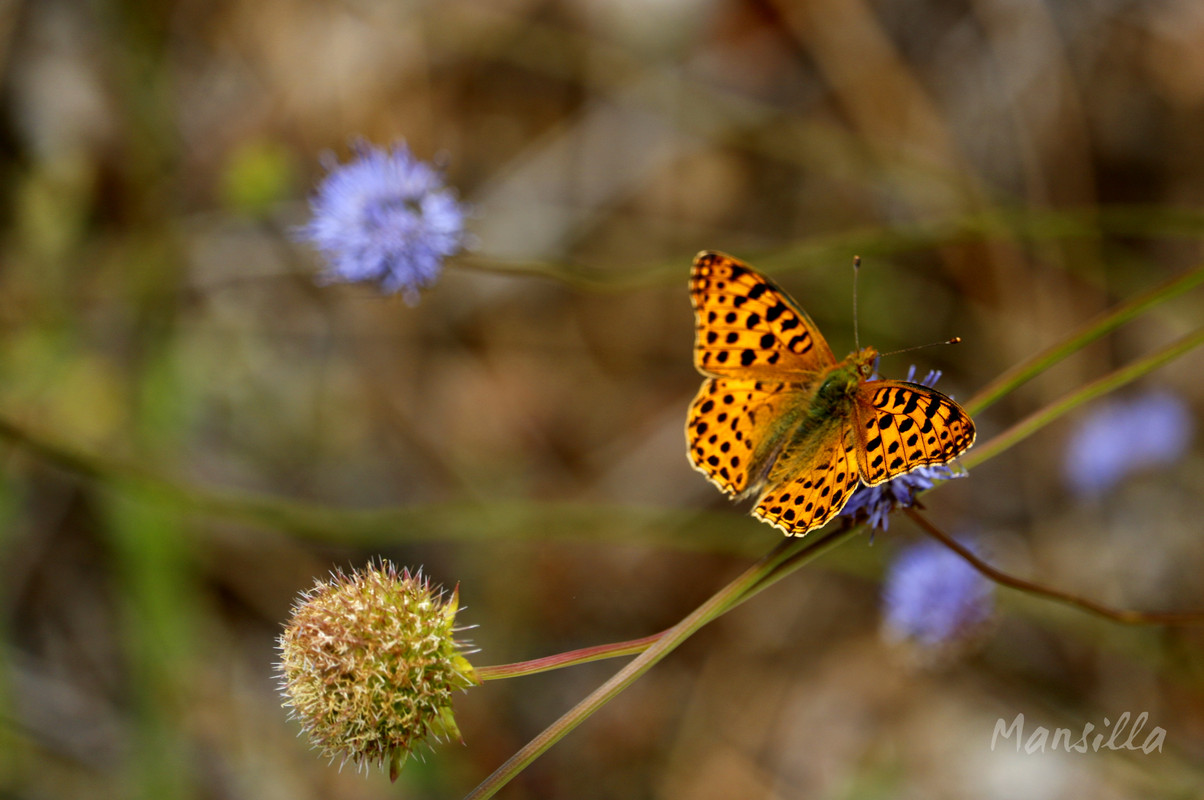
(686, 251, 976, 536)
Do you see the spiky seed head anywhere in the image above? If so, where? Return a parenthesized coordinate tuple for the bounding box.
(277, 561, 478, 781)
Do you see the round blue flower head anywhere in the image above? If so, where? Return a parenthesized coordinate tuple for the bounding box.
(839, 366, 965, 532)
(1063, 390, 1194, 497)
(298, 141, 468, 302)
(882, 538, 994, 648)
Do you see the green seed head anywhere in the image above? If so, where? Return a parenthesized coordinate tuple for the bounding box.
(276, 561, 478, 781)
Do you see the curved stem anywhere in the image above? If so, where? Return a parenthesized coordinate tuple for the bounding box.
(905, 508, 1204, 626)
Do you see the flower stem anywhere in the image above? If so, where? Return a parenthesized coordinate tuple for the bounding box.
(461, 526, 857, 800)
(474, 633, 665, 679)
(905, 508, 1204, 626)
(456, 209, 1204, 291)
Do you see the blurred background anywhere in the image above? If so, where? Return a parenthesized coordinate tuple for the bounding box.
(2, 0, 1204, 797)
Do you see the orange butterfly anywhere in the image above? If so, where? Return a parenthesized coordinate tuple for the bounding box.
(687, 251, 975, 536)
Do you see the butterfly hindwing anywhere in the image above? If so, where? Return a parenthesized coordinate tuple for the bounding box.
(753, 419, 862, 536)
(686, 376, 805, 499)
(690, 251, 836, 378)
(853, 380, 976, 486)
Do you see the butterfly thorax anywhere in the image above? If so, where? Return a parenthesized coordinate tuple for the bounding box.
(811, 346, 878, 415)
(772, 347, 878, 472)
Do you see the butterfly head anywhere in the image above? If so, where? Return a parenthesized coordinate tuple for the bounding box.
(851, 346, 880, 380)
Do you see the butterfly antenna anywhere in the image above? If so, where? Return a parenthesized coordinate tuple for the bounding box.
(878, 337, 963, 359)
(852, 255, 862, 352)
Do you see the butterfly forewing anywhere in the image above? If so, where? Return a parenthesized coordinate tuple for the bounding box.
(690, 251, 836, 378)
(686, 376, 807, 499)
(853, 380, 976, 486)
(752, 420, 862, 536)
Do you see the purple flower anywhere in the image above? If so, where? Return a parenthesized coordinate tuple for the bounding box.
(839, 366, 964, 532)
(882, 538, 994, 647)
(297, 141, 468, 302)
(1063, 390, 1194, 497)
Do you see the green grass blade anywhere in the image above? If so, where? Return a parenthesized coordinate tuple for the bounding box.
(966, 264, 1204, 416)
(963, 326, 1204, 470)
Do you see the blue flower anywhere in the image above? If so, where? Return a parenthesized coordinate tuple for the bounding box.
(297, 141, 468, 301)
(839, 366, 964, 532)
(1063, 390, 1194, 497)
(882, 538, 994, 647)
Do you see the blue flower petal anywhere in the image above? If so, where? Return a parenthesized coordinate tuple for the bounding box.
(882, 538, 994, 647)
(297, 141, 468, 299)
(1063, 390, 1194, 497)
